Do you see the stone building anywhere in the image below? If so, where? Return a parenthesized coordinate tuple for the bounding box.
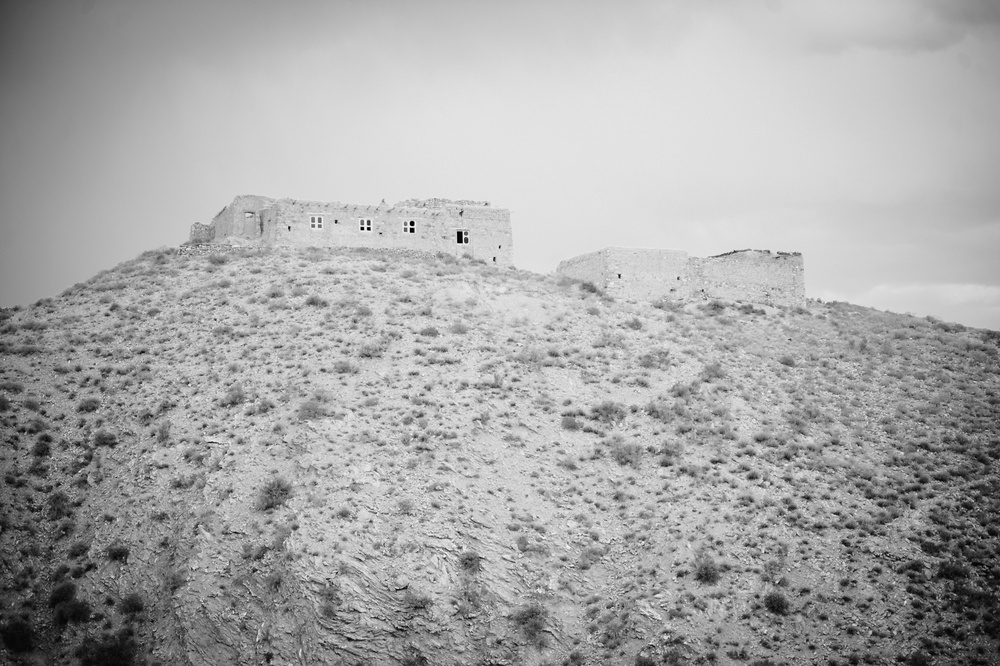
(189, 195, 513, 267)
(556, 247, 805, 307)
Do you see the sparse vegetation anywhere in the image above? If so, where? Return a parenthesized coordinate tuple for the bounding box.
(0, 247, 997, 665)
(74, 629, 138, 666)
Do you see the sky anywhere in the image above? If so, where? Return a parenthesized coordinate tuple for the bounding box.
(2, 0, 999, 329)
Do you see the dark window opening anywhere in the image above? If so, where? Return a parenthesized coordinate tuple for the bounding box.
(310, 215, 323, 229)
(617, 274, 622, 279)
(359, 219, 372, 232)
(456, 230, 469, 244)
(287, 226, 291, 232)
(492, 257, 496, 263)
(403, 220, 415, 234)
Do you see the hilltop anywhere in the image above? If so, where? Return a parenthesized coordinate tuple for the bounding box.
(1, 246, 998, 666)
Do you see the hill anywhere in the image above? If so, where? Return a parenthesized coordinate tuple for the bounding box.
(1, 246, 999, 666)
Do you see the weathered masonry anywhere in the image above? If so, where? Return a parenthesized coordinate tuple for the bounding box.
(556, 247, 805, 307)
(189, 195, 513, 267)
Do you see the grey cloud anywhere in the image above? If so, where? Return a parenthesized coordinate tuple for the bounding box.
(755, 0, 1000, 55)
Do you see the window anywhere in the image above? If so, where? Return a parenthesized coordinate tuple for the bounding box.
(359, 218, 372, 232)
(403, 220, 415, 234)
(310, 215, 324, 229)
(456, 230, 469, 244)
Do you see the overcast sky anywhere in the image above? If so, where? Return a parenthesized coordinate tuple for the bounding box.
(2, 0, 999, 329)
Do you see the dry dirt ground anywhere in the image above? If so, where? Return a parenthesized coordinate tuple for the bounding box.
(1, 246, 999, 666)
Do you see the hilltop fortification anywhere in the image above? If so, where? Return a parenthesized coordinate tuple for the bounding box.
(190, 195, 513, 267)
(557, 246, 805, 307)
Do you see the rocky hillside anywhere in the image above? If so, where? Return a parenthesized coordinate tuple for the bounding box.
(1, 246, 998, 666)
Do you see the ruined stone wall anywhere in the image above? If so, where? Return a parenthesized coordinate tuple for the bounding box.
(601, 248, 690, 300)
(555, 249, 609, 288)
(557, 248, 691, 299)
(210, 195, 276, 242)
(556, 246, 805, 307)
(187, 223, 215, 244)
(195, 196, 513, 267)
(688, 250, 804, 307)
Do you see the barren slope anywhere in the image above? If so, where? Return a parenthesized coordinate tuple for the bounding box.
(1, 246, 999, 666)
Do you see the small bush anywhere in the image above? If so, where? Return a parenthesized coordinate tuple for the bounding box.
(404, 590, 432, 611)
(777, 355, 796, 367)
(459, 551, 482, 573)
(68, 541, 90, 558)
(332, 360, 358, 374)
(0, 380, 24, 393)
(297, 400, 326, 421)
(106, 543, 130, 563)
(54, 599, 91, 625)
(31, 438, 51, 457)
(637, 349, 671, 369)
(693, 551, 721, 584)
(611, 441, 643, 468)
(418, 326, 440, 337)
(247, 398, 275, 415)
(0, 396, 9, 411)
(580, 281, 600, 294)
(0, 617, 33, 653)
(49, 581, 77, 607)
(77, 397, 100, 412)
(358, 340, 387, 358)
(47, 490, 73, 519)
(207, 253, 229, 265)
(623, 317, 643, 330)
(700, 361, 725, 381)
(763, 591, 789, 615)
(591, 400, 626, 424)
(305, 294, 328, 307)
(578, 546, 606, 570)
(512, 603, 549, 647)
(256, 477, 292, 511)
(93, 430, 118, 447)
(119, 592, 144, 615)
(220, 384, 246, 407)
(561, 415, 581, 431)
